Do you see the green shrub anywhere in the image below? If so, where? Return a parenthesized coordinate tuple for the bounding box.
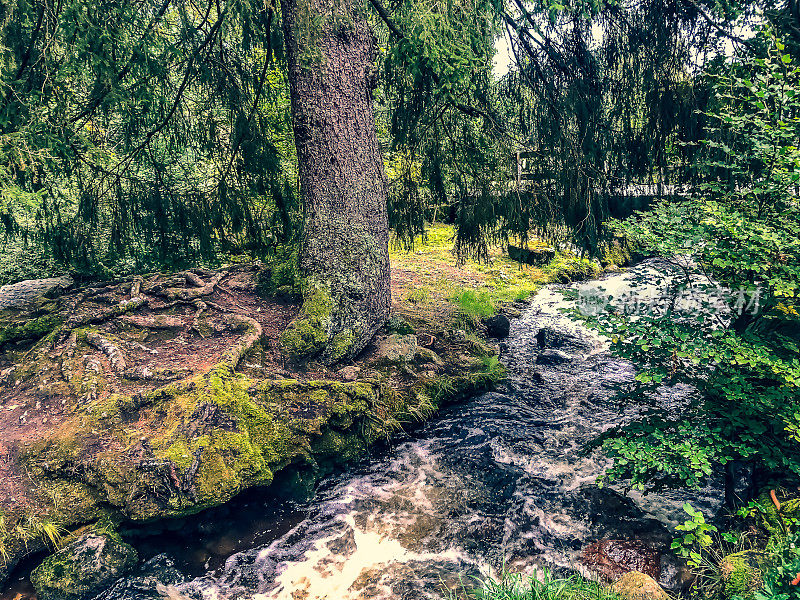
(255, 247, 302, 298)
(0, 240, 67, 286)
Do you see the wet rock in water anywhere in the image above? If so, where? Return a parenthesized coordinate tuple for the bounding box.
(338, 365, 361, 381)
(98, 554, 185, 600)
(535, 325, 595, 353)
(611, 571, 669, 600)
(483, 314, 511, 338)
(31, 533, 139, 600)
(581, 539, 661, 580)
(535, 326, 567, 348)
(377, 334, 418, 362)
(535, 349, 572, 365)
(719, 550, 769, 600)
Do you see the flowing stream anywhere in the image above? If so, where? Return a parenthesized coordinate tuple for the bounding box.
(92, 262, 725, 599)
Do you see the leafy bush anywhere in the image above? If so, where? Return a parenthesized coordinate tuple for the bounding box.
(584, 33, 800, 502)
(0, 240, 67, 286)
(255, 247, 302, 299)
(545, 254, 601, 284)
(672, 503, 721, 568)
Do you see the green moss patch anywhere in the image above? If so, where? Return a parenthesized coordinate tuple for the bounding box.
(279, 278, 334, 360)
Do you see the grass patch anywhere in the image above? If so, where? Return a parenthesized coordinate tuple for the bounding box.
(450, 289, 495, 319)
(407, 287, 432, 304)
(465, 570, 622, 600)
(389, 224, 603, 331)
(450, 289, 495, 330)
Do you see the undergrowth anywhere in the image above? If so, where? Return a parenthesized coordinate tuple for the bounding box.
(456, 569, 622, 600)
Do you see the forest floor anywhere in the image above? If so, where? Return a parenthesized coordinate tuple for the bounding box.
(0, 225, 600, 585)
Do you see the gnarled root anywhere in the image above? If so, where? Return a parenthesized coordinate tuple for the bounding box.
(190, 301, 207, 338)
(220, 314, 262, 370)
(120, 315, 184, 329)
(57, 295, 147, 345)
(122, 366, 190, 382)
(81, 356, 102, 402)
(161, 272, 225, 302)
(86, 331, 127, 372)
(184, 271, 206, 288)
(59, 332, 78, 383)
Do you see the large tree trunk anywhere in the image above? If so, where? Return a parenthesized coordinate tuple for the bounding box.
(279, 0, 391, 363)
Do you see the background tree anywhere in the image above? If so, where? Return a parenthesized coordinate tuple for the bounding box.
(378, 0, 779, 258)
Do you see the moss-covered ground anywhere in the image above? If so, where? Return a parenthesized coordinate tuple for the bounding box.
(389, 223, 603, 331)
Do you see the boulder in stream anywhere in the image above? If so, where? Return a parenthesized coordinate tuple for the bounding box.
(30, 533, 139, 600)
(581, 539, 660, 580)
(535, 349, 573, 365)
(483, 314, 511, 338)
(98, 553, 185, 600)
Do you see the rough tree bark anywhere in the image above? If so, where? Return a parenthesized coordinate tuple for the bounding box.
(279, 0, 391, 363)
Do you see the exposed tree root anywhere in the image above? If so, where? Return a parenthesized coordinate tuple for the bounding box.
(190, 301, 207, 338)
(60, 332, 78, 383)
(57, 295, 147, 344)
(161, 272, 225, 302)
(120, 315, 184, 329)
(184, 271, 206, 288)
(130, 277, 142, 298)
(123, 366, 190, 382)
(81, 356, 102, 402)
(86, 331, 127, 372)
(220, 314, 263, 370)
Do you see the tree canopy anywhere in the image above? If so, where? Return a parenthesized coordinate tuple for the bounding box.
(1, 0, 297, 277)
(2, 0, 794, 278)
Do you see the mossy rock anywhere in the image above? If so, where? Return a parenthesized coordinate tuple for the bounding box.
(719, 550, 769, 600)
(30, 533, 138, 600)
(377, 334, 418, 363)
(611, 571, 669, 600)
(0, 310, 64, 346)
(386, 315, 415, 335)
(753, 490, 800, 537)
